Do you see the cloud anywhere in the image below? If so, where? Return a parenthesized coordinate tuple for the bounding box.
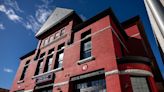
(0, 0, 54, 33)
(0, 5, 22, 22)
(79, 14, 87, 21)
(24, 16, 41, 33)
(4, 0, 23, 12)
(0, 4, 6, 12)
(35, 8, 52, 23)
(23, 0, 54, 33)
(0, 23, 5, 30)
(3, 68, 13, 73)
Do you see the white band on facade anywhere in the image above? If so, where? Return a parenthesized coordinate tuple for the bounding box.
(54, 81, 69, 87)
(24, 89, 33, 92)
(120, 69, 154, 77)
(105, 69, 119, 76)
(105, 69, 153, 77)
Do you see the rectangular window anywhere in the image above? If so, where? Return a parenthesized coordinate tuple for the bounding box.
(44, 56, 53, 72)
(80, 30, 92, 60)
(38, 61, 43, 74)
(72, 75, 106, 92)
(131, 76, 150, 92)
(20, 60, 30, 80)
(44, 48, 54, 72)
(35, 53, 45, 75)
(54, 43, 65, 69)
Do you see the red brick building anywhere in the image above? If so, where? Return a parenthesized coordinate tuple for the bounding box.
(10, 7, 163, 92)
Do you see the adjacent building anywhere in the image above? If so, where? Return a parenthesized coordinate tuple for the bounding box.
(0, 88, 9, 92)
(10, 7, 163, 92)
(144, 0, 164, 64)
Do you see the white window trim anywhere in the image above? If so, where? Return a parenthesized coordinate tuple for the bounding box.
(32, 67, 63, 79)
(77, 56, 95, 65)
(17, 80, 24, 84)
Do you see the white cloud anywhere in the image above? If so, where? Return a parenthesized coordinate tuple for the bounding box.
(24, 16, 41, 33)
(0, 5, 6, 12)
(0, 23, 5, 30)
(23, 0, 54, 33)
(35, 8, 52, 23)
(0, 0, 54, 33)
(6, 9, 22, 22)
(0, 5, 22, 22)
(3, 68, 13, 73)
(4, 0, 23, 12)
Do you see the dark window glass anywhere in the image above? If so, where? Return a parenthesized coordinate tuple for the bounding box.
(20, 60, 30, 80)
(35, 52, 45, 75)
(35, 59, 43, 75)
(54, 43, 64, 69)
(48, 48, 54, 54)
(44, 49, 54, 72)
(44, 56, 53, 72)
(80, 30, 92, 59)
(73, 77, 106, 92)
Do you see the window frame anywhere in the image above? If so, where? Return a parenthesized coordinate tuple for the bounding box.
(54, 43, 65, 69)
(130, 76, 151, 92)
(35, 52, 45, 75)
(20, 60, 30, 81)
(71, 73, 106, 92)
(80, 30, 92, 60)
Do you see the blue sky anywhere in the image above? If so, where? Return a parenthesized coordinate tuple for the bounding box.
(0, 0, 163, 89)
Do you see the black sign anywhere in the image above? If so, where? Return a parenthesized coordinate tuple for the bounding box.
(36, 73, 54, 85)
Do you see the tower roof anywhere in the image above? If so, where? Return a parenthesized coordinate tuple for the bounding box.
(35, 7, 74, 37)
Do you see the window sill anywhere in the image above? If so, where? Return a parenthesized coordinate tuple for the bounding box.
(77, 56, 95, 65)
(17, 80, 24, 84)
(32, 67, 63, 79)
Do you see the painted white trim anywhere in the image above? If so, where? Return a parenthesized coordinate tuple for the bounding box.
(32, 67, 63, 79)
(111, 27, 129, 52)
(24, 89, 33, 92)
(17, 80, 24, 84)
(54, 81, 69, 87)
(105, 69, 119, 76)
(105, 69, 153, 77)
(130, 33, 140, 38)
(120, 69, 153, 77)
(77, 56, 95, 65)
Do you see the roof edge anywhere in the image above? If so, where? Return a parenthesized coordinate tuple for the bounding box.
(121, 15, 140, 29)
(20, 49, 36, 60)
(35, 7, 74, 37)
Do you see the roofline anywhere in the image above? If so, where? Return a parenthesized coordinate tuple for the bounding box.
(20, 49, 36, 60)
(35, 9, 74, 37)
(121, 15, 140, 29)
(72, 7, 128, 39)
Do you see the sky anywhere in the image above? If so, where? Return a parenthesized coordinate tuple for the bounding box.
(0, 0, 163, 90)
